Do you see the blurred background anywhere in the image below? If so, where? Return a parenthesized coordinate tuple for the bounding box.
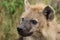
(0, 0, 60, 40)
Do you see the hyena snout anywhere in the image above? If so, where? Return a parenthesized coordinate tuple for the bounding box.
(17, 26, 26, 35)
(17, 21, 33, 36)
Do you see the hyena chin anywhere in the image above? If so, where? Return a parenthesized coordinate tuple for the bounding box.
(17, 0, 57, 40)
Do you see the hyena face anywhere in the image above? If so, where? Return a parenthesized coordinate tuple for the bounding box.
(17, 0, 55, 37)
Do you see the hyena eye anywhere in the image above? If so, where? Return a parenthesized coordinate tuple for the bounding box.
(22, 18, 24, 21)
(30, 20, 38, 25)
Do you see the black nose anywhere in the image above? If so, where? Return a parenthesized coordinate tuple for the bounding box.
(17, 27, 33, 36)
(17, 27, 23, 33)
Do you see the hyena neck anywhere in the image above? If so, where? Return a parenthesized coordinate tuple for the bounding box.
(23, 36, 41, 40)
(22, 36, 46, 40)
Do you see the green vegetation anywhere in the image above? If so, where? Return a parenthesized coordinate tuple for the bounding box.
(0, 0, 60, 40)
(0, 0, 24, 40)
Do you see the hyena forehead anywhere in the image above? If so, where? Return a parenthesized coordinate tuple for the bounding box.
(21, 4, 47, 18)
(30, 4, 46, 11)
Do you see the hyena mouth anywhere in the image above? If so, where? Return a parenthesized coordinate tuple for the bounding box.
(17, 28, 33, 37)
(19, 32, 33, 37)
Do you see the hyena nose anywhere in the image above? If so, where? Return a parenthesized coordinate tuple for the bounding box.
(17, 26, 27, 35)
(17, 27, 23, 33)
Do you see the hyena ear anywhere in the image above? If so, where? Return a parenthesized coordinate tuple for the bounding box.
(24, 0, 30, 11)
(43, 6, 55, 21)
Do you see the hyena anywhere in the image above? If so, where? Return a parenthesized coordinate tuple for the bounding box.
(17, 0, 57, 40)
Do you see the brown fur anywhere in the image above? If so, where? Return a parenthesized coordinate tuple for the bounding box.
(19, 0, 57, 40)
(20, 4, 57, 40)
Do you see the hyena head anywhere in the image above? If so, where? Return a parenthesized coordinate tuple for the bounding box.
(17, 0, 55, 37)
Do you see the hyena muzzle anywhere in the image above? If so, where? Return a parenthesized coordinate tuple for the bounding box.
(17, 0, 57, 40)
